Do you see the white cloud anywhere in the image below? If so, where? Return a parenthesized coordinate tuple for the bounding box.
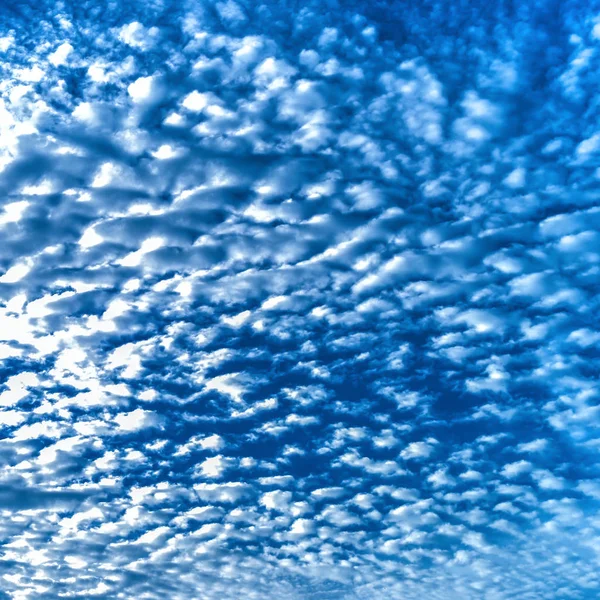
(401, 441, 436, 460)
(128, 75, 162, 104)
(198, 455, 232, 478)
(113, 409, 160, 433)
(193, 482, 253, 503)
(500, 461, 533, 478)
(199, 434, 225, 451)
(118, 22, 160, 49)
(260, 490, 292, 511)
(517, 439, 548, 453)
(0, 262, 32, 283)
(181, 91, 221, 112)
(48, 42, 73, 66)
(311, 487, 346, 500)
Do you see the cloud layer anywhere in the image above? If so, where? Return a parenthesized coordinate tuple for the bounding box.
(1, 1, 600, 598)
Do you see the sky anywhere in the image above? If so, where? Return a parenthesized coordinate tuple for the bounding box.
(1, 0, 600, 598)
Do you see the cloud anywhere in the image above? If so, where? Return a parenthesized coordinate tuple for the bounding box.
(113, 409, 161, 433)
(118, 21, 161, 50)
(197, 455, 233, 478)
(0, 1, 599, 598)
(400, 441, 437, 460)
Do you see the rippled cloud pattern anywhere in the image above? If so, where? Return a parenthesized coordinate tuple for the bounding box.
(1, 1, 600, 598)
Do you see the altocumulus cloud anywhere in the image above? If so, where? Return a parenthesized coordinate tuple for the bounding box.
(1, 0, 600, 598)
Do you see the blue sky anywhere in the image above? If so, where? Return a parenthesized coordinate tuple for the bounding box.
(1, 0, 600, 598)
